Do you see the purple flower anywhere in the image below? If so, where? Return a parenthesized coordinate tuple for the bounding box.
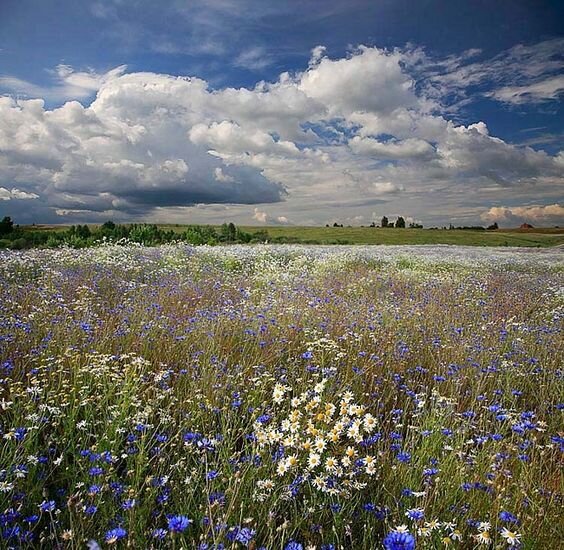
(285, 542, 303, 550)
(14, 428, 27, 442)
(406, 508, 424, 521)
(235, 527, 256, 546)
(152, 528, 167, 540)
(105, 527, 127, 544)
(499, 511, 519, 524)
(121, 498, 136, 510)
(383, 530, 416, 550)
(39, 500, 56, 512)
(256, 414, 271, 425)
(167, 514, 191, 533)
(397, 452, 411, 463)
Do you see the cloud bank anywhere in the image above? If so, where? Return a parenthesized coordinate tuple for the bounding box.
(0, 41, 562, 225)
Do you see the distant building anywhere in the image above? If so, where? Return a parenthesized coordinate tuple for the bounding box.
(520, 223, 534, 229)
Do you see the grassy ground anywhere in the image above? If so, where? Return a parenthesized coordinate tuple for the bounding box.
(237, 226, 564, 247)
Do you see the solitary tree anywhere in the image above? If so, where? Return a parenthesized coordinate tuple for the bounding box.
(395, 216, 406, 228)
(381, 216, 389, 228)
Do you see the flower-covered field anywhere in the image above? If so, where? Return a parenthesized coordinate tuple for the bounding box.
(0, 244, 562, 549)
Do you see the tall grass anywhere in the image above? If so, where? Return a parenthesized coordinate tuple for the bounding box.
(0, 244, 562, 548)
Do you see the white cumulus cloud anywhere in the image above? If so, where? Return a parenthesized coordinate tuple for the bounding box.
(481, 204, 564, 225)
(0, 187, 40, 201)
(0, 42, 562, 225)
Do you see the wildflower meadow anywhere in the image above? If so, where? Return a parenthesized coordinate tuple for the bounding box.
(0, 244, 562, 549)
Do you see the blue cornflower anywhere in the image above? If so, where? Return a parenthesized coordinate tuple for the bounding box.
(361, 433, 382, 446)
(39, 500, 56, 513)
(101, 451, 115, 464)
(152, 528, 167, 540)
(13, 428, 27, 442)
(209, 492, 225, 505)
(183, 431, 201, 443)
(405, 508, 424, 521)
(83, 505, 98, 515)
(397, 452, 411, 463)
(2, 525, 21, 540)
(383, 530, 416, 550)
(235, 527, 256, 546)
(156, 487, 171, 504)
(206, 470, 219, 480)
(167, 514, 191, 533)
(88, 484, 102, 495)
(256, 414, 271, 425)
(499, 511, 519, 524)
(197, 438, 215, 452)
(105, 527, 127, 544)
(88, 466, 104, 476)
(284, 541, 303, 550)
(121, 498, 136, 510)
(109, 481, 125, 496)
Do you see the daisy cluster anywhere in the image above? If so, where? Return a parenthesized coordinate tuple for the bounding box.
(254, 378, 380, 499)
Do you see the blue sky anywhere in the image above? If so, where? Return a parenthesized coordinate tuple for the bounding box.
(0, 0, 563, 226)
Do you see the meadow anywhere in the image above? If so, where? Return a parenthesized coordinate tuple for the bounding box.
(0, 244, 562, 549)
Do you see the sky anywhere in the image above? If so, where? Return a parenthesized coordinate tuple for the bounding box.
(0, 0, 563, 227)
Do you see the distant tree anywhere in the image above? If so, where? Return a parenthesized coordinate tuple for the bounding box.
(333, 222, 340, 227)
(487, 222, 499, 230)
(0, 216, 14, 236)
(395, 216, 406, 228)
(228, 222, 236, 240)
(101, 220, 116, 231)
(219, 222, 237, 242)
(381, 216, 389, 228)
(77, 225, 91, 239)
(369, 221, 376, 227)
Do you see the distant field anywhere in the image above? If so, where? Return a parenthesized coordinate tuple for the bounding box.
(236, 226, 564, 247)
(21, 224, 564, 247)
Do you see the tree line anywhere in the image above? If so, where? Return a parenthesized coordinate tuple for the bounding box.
(0, 217, 269, 250)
